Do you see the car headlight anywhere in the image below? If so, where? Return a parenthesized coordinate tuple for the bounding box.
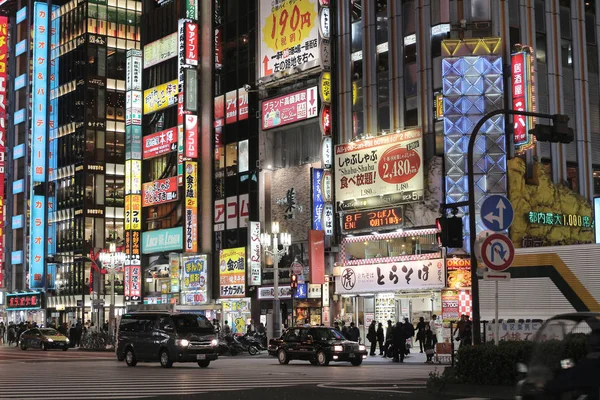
(47, 338, 54, 343)
(211, 339, 218, 347)
(359, 345, 366, 351)
(177, 339, 190, 347)
(66, 338, 70, 343)
(333, 345, 343, 352)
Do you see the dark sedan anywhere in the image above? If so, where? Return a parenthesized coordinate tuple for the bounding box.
(268, 327, 367, 366)
(20, 328, 70, 351)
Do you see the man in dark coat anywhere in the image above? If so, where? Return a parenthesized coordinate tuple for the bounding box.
(392, 322, 406, 362)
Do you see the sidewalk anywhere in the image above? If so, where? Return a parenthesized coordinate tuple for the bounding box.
(364, 351, 431, 364)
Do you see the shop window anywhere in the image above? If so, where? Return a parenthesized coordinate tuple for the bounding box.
(343, 234, 439, 263)
(238, 140, 249, 173)
(226, 143, 238, 176)
(567, 164, 578, 192)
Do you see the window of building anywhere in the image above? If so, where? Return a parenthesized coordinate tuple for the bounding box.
(567, 164, 578, 192)
(226, 142, 238, 177)
(471, 0, 491, 21)
(593, 167, 600, 195)
(376, 0, 390, 132)
(343, 234, 439, 264)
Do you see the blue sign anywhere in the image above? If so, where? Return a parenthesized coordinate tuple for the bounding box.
(481, 195, 514, 232)
(29, 195, 46, 289)
(294, 283, 308, 299)
(14, 74, 26, 91)
(142, 227, 183, 254)
(12, 215, 24, 229)
(14, 109, 25, 125)
(13, 144, 25, 159)
(47, 12, 60, 255)
(32, 2, 48, 184)
(11, 251, 23, 265)
(312, 168, 324, 230)
(15, 40, 27, 57)
(12, 179, 24, 194)
(16, 7, 27, 24)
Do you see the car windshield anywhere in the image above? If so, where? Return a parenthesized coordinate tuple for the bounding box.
(311, 328, 345, 341)
(529, 316, 600, 380)
(40, 329, 58, 336)
(171, 315, 214, 332)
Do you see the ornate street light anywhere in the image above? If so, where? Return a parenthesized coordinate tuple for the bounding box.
(259, 221, 291, 339)
(98, 242, 126, 335)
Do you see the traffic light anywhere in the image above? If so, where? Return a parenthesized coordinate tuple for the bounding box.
(529, 114, 574, 144)
(290, 274, 298, 290)
(436, 215, 464, 248)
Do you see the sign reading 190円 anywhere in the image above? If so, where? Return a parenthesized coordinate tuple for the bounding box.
(334, 129, 424, 203)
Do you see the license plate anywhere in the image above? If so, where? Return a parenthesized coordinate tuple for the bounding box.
(196, 354, 206, 360)
(349, 353, 355, 358)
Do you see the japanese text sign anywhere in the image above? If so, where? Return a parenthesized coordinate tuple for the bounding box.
(184, 161, 198, 253)
(335, 259, 445, 294)
(262, 86, 318, 130)
(29, 195, 46, 289)
(341, 206, 404, 234)
(248, 222, 262, 285)
(143, 79, 178, 114)
(182, 255, 208, 301)
(142, 176, 179, 207)
(335, 129, 424, 202)
(144, 33, 178, 69)
(6, 292, 42, 310)
(32, 4, 49, 183)
(219, 247, 246, 298)
(512, 52, 528, 145)
(143, 127, 177, 159)
(259, 0, 320, 80)
(185, 22, 198, 66)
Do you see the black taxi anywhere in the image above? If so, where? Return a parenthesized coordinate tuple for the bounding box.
(269, 326, 367, 366)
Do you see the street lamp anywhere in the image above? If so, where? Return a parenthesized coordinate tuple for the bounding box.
(260, 222, 291, 339)
(98, 242, 125, 335)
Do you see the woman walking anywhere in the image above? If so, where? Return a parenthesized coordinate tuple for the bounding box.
(424, 324, 435, 363)
(377, 322, 385, 356)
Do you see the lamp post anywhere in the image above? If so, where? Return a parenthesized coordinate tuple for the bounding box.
(98, 242, 125, 336)
(260, 222, 291, 339)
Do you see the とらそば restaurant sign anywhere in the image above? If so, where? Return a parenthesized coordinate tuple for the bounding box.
(341, 206, 404, 234)
(335, 259, 444, 294)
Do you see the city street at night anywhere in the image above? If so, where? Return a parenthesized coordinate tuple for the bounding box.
(0, 347, 471, 400)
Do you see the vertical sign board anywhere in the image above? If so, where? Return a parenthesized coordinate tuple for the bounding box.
(0, 16, 7, 286)
(512, 49, 535, 152)
(311, 168, 324, 230)
(29, 4, 50, 289)
(309, 230, 325, 284)
(219, 247, 246, 298)
(184, 161, 198, 253)
(124, 49, 143, 301)
(48, 10, 60, 256)
(248, 222, 261, 285)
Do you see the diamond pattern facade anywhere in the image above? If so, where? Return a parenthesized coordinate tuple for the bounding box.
(442, 39, 507, 252)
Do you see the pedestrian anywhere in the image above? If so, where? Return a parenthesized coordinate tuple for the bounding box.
(415, 316, 426, 353)
(247, 319, 255, 334)
(377, 322, 385, 356)
(403, 318, 415, 355)
(430, 314, 439, 348)
(0, 322, 5, 345)
(456, 315, 472, 348)
(392, 322, 406, 363)
(367, 321, 377, 356)
(341, 321, 349, 339)
(383, 320, 394, 358)
(7, 324, 15, 346)
(75, 321, 83, 347)
(347, 322, 360, 342)
(424, 324, 435, 363)
(334, 321, 340, 332)
(69, 324, 77, 348)
(223, 320, 232, 335)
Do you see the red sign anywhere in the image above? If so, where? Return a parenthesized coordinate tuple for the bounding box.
(512, 52, 527, 144)
(225, 90, 237, 124)
(320, 104, 331, 136)
(215, 28, 222, 70)
(185, 115, 198, 158)
(142, 127, 177, 159)
(185, 22, 198, 66)
(481, 234, 515, 272)
(262, 86, 318, 130)
(142, 176, 179, 207)
(238, 89, 248, 121)
(309, 230, 325, 284)
(129, 265, 141, 298)
(6, 293, 42, 310)
(124, 265, 130, 299)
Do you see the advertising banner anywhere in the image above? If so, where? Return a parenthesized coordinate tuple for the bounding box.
(184, 115, 198, 158)
(446, 257, 472, 290)
(6, 293, 42, 310)
(185, 22, 198, 66)
(29, 195, 46, 289)
(0, 16, 7, 286)
(238, 89, 249, 120)
(225, 90, 237, 124)
(262, 86, 318, 130)
(184, 161, 198, 253)
(129, 265, 141, 299)
(182, 255, 208, 304)
(131, 195, 142, 230)
(309, 230, 325, 284)
(334, 129, 424, 202)
(441, 289, 460, 323)
(335, 259, 445, 294)
(32, 4, 48, 183)
(341, 206, 404, 234)
(312, 168, 324, 230)
(142, 227, 183, 254)
(248, 222, 261, 285)
(259, 0, 320, 80)
(142, 176, 179, 207)
(219, 247, 246, 298)
(142, 127, 177, 159)
(143, 79, 178, 114)
(143, 32, 178, 69)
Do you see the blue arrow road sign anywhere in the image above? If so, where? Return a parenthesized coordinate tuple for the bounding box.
(481, 195, 514, 232)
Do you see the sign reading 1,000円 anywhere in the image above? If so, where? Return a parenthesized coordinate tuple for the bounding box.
(334, 129, 424, 203)
(341, 206, 404, 234)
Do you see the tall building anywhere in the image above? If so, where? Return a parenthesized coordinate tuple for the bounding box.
(3, 0, 141, 325)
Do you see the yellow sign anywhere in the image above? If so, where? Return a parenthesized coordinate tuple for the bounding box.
(124, 196, 131, 230)
(261, 0, 317, 53)
(185, 161, 198, 253)
(352, 81, 358, 106)
(131, 194, 142, 231)
(219, 247, 246, 298)
(320, 71, 331, 104)
(435, 93, 444, 119)
(143, 79, 179, 114)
